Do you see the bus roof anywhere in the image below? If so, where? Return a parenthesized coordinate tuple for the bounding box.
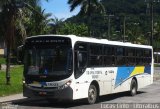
(27, 34, 152, 49)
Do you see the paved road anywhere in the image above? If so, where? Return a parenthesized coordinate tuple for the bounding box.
(0, 69, 160, 109)
(0, 80, 160, 109)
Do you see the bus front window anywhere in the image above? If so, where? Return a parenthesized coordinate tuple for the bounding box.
(25, 46, 72, 76)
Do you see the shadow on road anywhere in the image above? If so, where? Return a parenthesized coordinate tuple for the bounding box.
(100, 91, 145, 102)
(12, 98, 86, 108)
(12, 91, 146, 108)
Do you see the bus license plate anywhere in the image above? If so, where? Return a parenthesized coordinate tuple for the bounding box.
(46, 82, 58, 87)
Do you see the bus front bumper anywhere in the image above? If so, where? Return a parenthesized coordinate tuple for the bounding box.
(23, 84, 73, 100)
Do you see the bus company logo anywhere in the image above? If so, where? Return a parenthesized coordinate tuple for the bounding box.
(40, 82, 47, 88)
(86, 71, 102, 75)
(108, 70, 114, 73)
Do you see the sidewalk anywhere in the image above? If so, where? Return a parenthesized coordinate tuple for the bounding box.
(0, 93, 25, 103)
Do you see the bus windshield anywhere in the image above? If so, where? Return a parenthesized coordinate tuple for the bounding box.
(24, 45, 73, 76)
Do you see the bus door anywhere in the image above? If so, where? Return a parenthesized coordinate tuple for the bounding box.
(104, 68, 115, 94)
(103, 46, 115, 93)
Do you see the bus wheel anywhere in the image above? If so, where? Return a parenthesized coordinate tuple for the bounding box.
(87, 84, 97, 104)
(130, 79, 137, 96)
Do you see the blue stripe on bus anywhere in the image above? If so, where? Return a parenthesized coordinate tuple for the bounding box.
(115, 66, 134, 87)
(144, 66, 151, 74)
(115, 66, 151, 88)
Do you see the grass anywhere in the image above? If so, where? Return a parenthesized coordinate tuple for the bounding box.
(0, 65, 23, 97)
(0, 57, 6, 64)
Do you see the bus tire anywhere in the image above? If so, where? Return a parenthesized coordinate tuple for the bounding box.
(87, 84, 98, 104)
(130, 79, 137, 96)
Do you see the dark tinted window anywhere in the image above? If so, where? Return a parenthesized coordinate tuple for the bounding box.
(89, 44, 103, 67)
(126, 48, 135, 56)
(75, 42, 152, 68)
(125, 48, 135, 66)
(74, 42, 88, 79)
(104, 56, 115, 66)
(116, 56, 125, 65)
(75, 43, 88, 51)
(90, 44, 102, 55)
(136, 49, 143, 57)
(135, 48, 152, 65)
(144, 49, 151, 57)
(103, 45, 115, 66)
(90, 56, 103, 66)
(126, 57, 135, 65)
(104, 46, 115, 56)
(116, 47, 124, 56)
(144, 49, 152, 65)
(116, 47, 125, 66)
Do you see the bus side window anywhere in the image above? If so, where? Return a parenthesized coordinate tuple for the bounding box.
(144, 49, 152, 65)
(74, 42, 88, 79)
(136, 49, 144, 65)
(89, 44, 103, 67)
(103, 45, 115, 66)
(116, 47, 125, 66)
(77, 52, 88, 68)
(74, 51, 88, 79)
(126, 48, 136, 66)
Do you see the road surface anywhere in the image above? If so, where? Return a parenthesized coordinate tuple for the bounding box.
(0, 80, 160, 109)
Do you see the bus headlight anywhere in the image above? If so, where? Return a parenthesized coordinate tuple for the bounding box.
(58, 80, 72, 90)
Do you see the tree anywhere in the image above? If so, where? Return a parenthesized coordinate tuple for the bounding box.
(0, 0, 19, 85)
(67, 0, 160, 43)
(68, 0, 105, 36)
(51, 16, 64, 34)
(58, 22, 88, 36)
(0, 0, 48, 85)
(24, 6, 53, 36)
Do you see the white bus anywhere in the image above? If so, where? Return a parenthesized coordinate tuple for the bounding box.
(19, 35, 153, 104)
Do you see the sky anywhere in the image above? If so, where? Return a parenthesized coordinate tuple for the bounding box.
(41, 0, 80, 20)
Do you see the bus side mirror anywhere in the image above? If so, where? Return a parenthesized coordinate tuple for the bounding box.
(17, 45, 24, 64)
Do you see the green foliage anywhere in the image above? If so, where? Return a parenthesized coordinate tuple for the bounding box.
(68, 0, 105, 15)
(67, 0, 160, 47)
(58, 22, 88, 36)
(68, 0, 106, 37)
(0, 0, 50, 85)
(24, 6, 52, 36)
(0, 0, 51, 48)
(11, 3, 53, 48)
(102, 0, 146, 15)
(0, 65, 23, 96)
(51, 16, 64, 34)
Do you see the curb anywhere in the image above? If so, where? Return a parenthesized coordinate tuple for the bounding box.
(0, 94, 25, 103)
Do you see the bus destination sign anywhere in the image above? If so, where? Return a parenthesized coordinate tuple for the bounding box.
(25, 36, 71, 45)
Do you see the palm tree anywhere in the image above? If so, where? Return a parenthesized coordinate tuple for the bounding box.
(0, 0, 48, 85)
(0, 0, 18, 85)
(26, 6, 53, 36)
(68, 0, 105, 15)
(51, 16, 64, 34)
(68, 0, 105, 36)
